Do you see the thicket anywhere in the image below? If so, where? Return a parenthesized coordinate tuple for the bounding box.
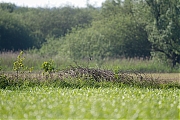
(0, 0, 180, 68)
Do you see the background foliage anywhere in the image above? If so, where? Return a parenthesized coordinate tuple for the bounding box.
(0, 0, 179, 67)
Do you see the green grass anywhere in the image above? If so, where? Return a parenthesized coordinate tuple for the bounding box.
(0, 52, 179, 119)
(0, 86, 179, 119)
(1, 51, 180, 72)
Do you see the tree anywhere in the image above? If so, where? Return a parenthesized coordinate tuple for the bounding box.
(18, 6, 94, 39)
(59, 0, 151, 60)
(0, 10, 35, 51)
(145, 0, 180, 67)
(0, 4, 96, 50)
(0, 3, 16, 13)
(101, 0, 151, 58)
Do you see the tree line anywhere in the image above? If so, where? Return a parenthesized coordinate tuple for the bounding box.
(0, 3, 94, 50)
(0, 0, 179, 67)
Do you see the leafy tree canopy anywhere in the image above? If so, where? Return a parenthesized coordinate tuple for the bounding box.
(145, 0, 180, 67)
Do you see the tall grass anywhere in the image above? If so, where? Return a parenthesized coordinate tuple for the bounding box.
(0, 51, 73, 71)
(100, 58, 179, 73)
(0, 52, 179, 72)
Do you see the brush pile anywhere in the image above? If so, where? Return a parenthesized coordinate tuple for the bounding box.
(58, 66, 157, 84)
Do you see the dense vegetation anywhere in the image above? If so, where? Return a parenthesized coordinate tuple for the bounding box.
(0, 0, 179, 68)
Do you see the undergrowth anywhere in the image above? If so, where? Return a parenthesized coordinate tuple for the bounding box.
(0, 66, 179, 90)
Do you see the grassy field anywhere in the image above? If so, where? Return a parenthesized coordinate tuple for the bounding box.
(0, 52, 179, 119)
(0, 86, 179, 119)
(0, 51, 180, 72)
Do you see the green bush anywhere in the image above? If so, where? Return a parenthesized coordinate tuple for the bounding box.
(42, 60, 55, 74)
(0, 75, 8, 89)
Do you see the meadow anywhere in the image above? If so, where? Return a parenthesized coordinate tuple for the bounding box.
(0, 51, 180, 72)
(0, 86, 179, 119)
(0, 52, 180, 119)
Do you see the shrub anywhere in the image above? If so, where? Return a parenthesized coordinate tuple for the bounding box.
(0, 75, 8, 89)
(42, 59, 55, 74)
(13, 51, 33, 79)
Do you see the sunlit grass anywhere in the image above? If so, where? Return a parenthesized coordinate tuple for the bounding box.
(0, 87, 178, 119)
